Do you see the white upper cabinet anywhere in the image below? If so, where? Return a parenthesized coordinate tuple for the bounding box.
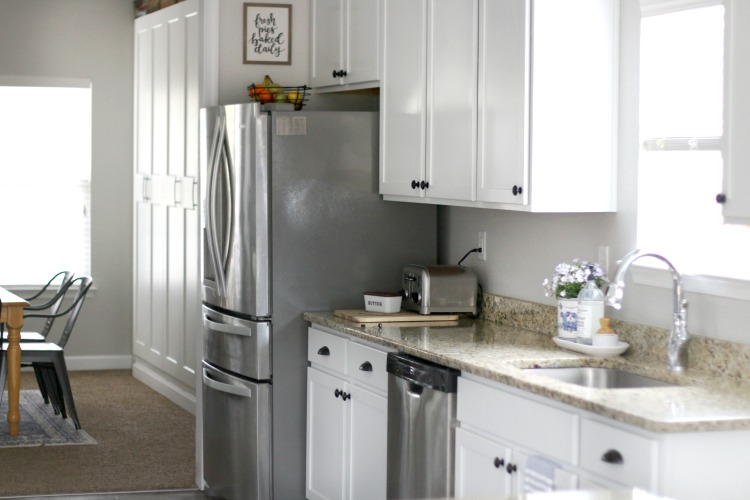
(382, 0, 619, 213)
(721, 0, 750, 224)
(380, 0, 477, 201)
(310, 0, 381, 91)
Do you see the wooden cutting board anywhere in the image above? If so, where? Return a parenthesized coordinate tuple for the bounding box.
(333, 309, 459, 323)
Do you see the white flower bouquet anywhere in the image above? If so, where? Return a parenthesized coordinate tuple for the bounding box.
(543, 258, 607, 299)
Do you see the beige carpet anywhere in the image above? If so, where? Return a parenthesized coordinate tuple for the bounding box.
(0, 370, 196, 497)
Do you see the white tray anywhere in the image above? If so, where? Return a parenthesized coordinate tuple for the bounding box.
(553, 337, 629, 357)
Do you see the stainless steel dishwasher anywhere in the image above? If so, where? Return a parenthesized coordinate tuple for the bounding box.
(386, 352, 460, 499)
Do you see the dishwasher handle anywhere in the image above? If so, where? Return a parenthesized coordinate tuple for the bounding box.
(203, 367, 254, 398)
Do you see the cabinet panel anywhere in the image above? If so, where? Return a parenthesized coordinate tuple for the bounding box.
(133, 0, 214, 398)
(455, 428, 512, 497)
(580, 419, 658, 491)
(425, 0, 477, 201)
(347, 341, 389, 392)
(308, 327, 348, 373)
(349, 384, 387, 500)
(722, 0, 750, 223)
(345, 0, 380, 84)
(311, 0, 343, 88)
(458, 377, 578, 464)
(476, 0, 529, 204)
(307, 367, 348, 500)
(380, 0, 427, 197)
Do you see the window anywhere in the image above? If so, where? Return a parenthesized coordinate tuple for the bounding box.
(636, 1, 750, 296)
(0, 80, 92, 285)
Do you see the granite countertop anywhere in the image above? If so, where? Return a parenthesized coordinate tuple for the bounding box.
(304, 311, 750, 434)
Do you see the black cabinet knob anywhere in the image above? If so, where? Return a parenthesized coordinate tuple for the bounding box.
(601, 449, 624, 464)
(317, 346, 330, 356)
(332, 69, 348, 78)
(506, 463, 517, 474)
(493, 457, 505, 468)
(341, 70, 348, 77)
(716, 193, 727, 204)
(420, 180, 429, 190)
(342, 391, 351, 401)
(359, 361, 373, 372)
(512, 185, 523, 196)
(334, 388, 342, 398)
(411, 180, 419, 189)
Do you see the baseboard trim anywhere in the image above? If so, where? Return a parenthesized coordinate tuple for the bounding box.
(65, 354, 133, 371)
(132, 360, 197, 415)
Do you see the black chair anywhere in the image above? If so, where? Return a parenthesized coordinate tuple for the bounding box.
(1, 271, 76, 343)
(0, 276, 93, 429)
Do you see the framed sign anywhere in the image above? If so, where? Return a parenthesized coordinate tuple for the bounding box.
(243, 3, 292, 65)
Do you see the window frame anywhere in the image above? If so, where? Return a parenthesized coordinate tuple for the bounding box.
(632, 0, 750, 302)
(0, 76, 93, 286)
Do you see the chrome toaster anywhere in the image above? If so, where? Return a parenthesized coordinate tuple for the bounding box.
(401, 264, 478, 315)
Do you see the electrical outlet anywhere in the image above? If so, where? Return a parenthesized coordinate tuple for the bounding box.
(478, 231, 487, 261)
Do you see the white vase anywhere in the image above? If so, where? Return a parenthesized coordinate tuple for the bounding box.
(557, 299, 578, 339)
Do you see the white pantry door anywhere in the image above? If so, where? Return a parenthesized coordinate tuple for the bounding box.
(133, 0, 217, 404)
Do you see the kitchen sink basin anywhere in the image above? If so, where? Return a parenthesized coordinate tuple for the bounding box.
(526, 366, 676, 389)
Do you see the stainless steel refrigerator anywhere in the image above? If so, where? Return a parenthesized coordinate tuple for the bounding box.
(199, 103, 436, 500)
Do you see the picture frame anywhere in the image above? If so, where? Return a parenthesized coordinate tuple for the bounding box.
(243, 3, 292, 65)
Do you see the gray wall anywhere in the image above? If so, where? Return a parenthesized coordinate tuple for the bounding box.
(0, 0, 134, 360)
(440, 0, 750, 346)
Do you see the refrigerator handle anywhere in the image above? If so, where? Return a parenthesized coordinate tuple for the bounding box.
(206, 115, 228, 297)
(203, 315, 254, 337)
(203, 368, 253, 398)
(219, 136, 234, 269)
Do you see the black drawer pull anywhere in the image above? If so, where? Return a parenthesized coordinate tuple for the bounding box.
(506, 463, 517, 474)
(359, 361, 373, 372)
(493, 457, 504, 468)
(317, 346, 330, 356)
(601, 449, 624, 464)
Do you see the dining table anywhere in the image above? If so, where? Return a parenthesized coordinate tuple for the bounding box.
(0, 287, 27, 436)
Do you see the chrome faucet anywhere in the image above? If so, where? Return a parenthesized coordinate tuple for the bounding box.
(605, 249, 689, 373)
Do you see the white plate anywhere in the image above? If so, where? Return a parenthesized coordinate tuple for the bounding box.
(553, 337, 629, 357)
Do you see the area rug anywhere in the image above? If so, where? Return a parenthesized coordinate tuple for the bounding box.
(0, 390, 96, 447)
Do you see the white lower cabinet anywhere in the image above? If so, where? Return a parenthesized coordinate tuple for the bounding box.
(457, 374, 750, 499)
(455, 427, 514, 496)
(306, 327, 390, 500)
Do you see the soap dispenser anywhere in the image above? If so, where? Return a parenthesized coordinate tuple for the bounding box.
(576, 265, 605, 345)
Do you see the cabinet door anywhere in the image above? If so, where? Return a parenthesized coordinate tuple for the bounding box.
(455, 428, 513, 497)
(349, 384, 387, 500)
(344, 0, 381, 85)
(134, 0, 204, 389)
(476, 0, 529, 204)
(425, 0, 478, 201)
(380, 0, 428, 197)
(311, 0, 344, 88)
(722, 0, 750, 224)
(307, 367, 347, 500)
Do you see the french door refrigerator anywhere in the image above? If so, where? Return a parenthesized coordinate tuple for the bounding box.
(199, 103, 436, 500)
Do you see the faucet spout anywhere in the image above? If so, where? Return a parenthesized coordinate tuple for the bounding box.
(605, 249, 689, 372)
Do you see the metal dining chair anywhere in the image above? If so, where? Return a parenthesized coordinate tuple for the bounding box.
(0, 276, 93, 429)
(0, 271, 76, 343)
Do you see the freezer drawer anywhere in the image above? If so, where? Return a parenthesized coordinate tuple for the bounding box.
(203, 305, 271, 381)
(202, 361, 272, 500)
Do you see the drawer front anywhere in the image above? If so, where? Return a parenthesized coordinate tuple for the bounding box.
(457, 377, 578, 464)
(347, 342, 389, 393)
(307, 327, 347, 374)
(580, 419, 658, 491)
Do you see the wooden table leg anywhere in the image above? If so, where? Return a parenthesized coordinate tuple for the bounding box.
(5, 305, 22, 436)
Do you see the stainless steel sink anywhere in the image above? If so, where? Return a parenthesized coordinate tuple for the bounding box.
(526, 367, 676, 389)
